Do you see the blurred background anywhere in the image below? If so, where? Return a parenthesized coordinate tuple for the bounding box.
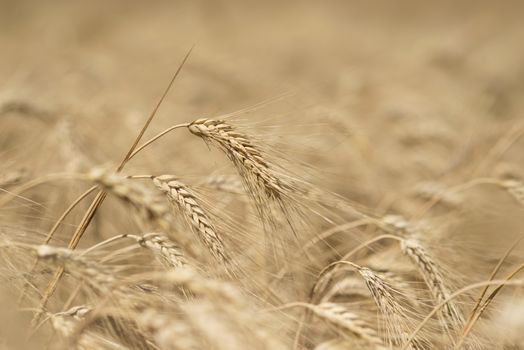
(1, 0, 524, 208)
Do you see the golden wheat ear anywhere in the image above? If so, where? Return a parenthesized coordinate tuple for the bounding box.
(151, 175, 236, 273)
(188, 118, 288, 204)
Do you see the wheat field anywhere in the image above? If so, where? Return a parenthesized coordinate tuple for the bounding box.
(1, 1, 524, 349)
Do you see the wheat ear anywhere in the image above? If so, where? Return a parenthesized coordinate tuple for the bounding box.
(188, 118, 287, 203)
(152, 175, 233, 269)
(401, 239, 464, 329)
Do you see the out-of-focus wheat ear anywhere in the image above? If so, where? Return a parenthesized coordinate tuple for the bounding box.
(187, 118, 288, 205)
(313, 338, 385, 350)
(499, 179, 524, 205)
(202, 174, 244, 194)
(0, 168, 28, 188)
(50, 305, 92, 337)
(35, 245, 115, 290)
(401, 239, 464, 331)
(152, 175, 234, 271)
(136, 233, 188, 269)
(310, 302, 386, 348)
(54, 120, 91, 173)
(61, 305, 158, 350)
(88, 169, 173, 231)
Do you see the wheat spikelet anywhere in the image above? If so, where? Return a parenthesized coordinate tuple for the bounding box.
(188, 118, 287, 204)
(311, 302, 386, 348)
(152, 175, 232, 268)
(136, 233, 188, 269)
(401, 239, 464, 329)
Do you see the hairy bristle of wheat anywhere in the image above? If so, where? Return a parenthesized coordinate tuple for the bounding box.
(152, 175, 232, 268)
(188, 118, 286, 202)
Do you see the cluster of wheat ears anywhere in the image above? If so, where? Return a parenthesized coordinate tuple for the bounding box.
(1, 50, 524, 350)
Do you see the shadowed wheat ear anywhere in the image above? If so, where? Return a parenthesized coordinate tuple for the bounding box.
(152, 175, 234, 271)
(188, 118, 288, 206)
